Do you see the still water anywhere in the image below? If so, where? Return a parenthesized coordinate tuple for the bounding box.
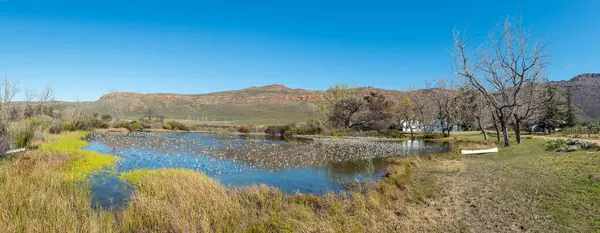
(83, 133, 451, 209)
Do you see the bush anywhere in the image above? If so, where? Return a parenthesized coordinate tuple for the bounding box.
(10, 123, 35, 148)
(138, 118, 164, 129)
(49, 123, 62, 134)
(0, 123, 10, 153)
(115, 121, 144, 132)
(330, 128, 352, 137)
(69, 115, 109, 131)
(30, 131, 45, 148)
(101, 114, 112, 122)
(26, 116, 53, 132)
(358, 130, 381, 137)
(140, 122, 152, 129)
(422, 132, 445, 139)
(546, 139, 598, 152)
(294, 119, 326, 135)
(380, 129, 405, 138)
(265, 124, 294, 137)
(164, 121, 190, 131)
(62, 123, 74, 131)
(238, 126, 250, 134)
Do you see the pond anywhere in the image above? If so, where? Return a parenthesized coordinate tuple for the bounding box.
(83, 133, 451, 209)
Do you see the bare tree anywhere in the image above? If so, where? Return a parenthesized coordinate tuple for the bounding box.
(407, 81, 435, 132)
(458, 88, 490, 140)
(433, 78, 460, 137)
(25, 88, 36, 102)
(394, 96, 417, 137)
(39, 83, 55, 116)
(70, 97, 82, 118)
(453, 16, 549, 146)
(0, 78, 21, 121)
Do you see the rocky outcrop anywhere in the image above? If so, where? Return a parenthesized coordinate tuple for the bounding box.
(551, 73, 600, 120)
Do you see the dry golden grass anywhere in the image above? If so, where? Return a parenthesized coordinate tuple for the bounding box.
(115, 167, 415, 232)
(0, 150, 118, 232)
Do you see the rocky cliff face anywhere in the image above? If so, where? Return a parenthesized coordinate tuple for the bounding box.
(551, 73, 600, 120)
(85, 84, 409, 123)
(83, 75, 600, 123)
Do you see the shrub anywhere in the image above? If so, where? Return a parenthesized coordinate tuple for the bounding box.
(358, 130, 381, 137)
(546, 139, 598, 152)
(265, 124, 293, 137)
(61, 115, 110, 131)
(140, 122, 152, 129)
(330, 128, 352, 137)
(422, 132, 445, 139)
(294, 119, 326, 135)
(26, 116, 53, 132)
(164, 121, 190, 131)
(115, 121, 144, 132)
(138, 118, 164, 129)
(30, 131, 45, 148)
(0, 123, 10, 153)
(101, 114, 112, 122)
(10, 123, 35, 148)
(237, 126, 250, 134)
(62, 123, 74, 131)
(49, 123, 62, 134)
(381, 129, 405, 138)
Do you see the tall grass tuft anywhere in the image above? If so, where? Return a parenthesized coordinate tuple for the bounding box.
(9, 121, 35, 148)
(0, 150, 118, 232)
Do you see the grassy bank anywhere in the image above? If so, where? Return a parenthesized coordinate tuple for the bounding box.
(0, 131, 119, 232)
(0, 132, 598, 232)
(39, 131, 119, 181)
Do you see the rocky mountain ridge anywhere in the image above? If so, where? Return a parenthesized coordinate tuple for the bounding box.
(48, 73, 600, 123)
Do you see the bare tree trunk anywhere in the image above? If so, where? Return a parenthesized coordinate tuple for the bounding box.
(500, 119, 510, 147)
(492, 114, 501, 142)
(494, 124, 500, 141)
(476, 116, 488, 141)
(514, 115, 522, 144)
(409, 121, 414, 138)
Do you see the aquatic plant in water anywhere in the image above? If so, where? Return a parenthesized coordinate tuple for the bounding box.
(41, 131, 118, 181)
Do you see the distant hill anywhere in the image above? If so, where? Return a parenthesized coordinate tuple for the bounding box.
(82, 85, 407, 124)
(551, 73, 600, 121)
(23, 74, 599, 124)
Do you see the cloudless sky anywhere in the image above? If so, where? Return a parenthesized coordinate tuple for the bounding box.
(0, 0, 598, 101)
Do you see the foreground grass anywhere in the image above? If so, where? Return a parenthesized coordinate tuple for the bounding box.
(410, 140, 600, 232)
(0, 132, 119, 232)
(0, 132, 598, 232)
(117, 168, 411, 232)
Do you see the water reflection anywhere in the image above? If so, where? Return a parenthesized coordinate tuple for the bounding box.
(84, 133, 450, 208)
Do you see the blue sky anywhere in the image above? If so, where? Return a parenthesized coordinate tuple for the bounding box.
(0, 0, 598, 101)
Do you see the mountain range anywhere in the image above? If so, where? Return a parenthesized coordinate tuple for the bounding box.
(33, 73, 600, 124)
(550, 73, 600, 121)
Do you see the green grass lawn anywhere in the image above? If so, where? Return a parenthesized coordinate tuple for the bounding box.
(410, 139, 600, 232)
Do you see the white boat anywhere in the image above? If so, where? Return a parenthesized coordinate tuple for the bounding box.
(461, 147, 498, 155)
(4, 148, 26, 155)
